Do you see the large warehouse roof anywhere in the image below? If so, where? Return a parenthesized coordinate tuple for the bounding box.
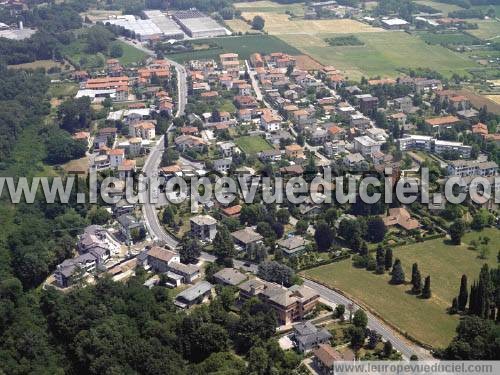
(143, 10, 184, 37)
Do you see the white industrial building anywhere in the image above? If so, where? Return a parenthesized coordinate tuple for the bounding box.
(172, 10, 228, 38)
(143, 10, 185, 39)
(104, 17, 162, 41)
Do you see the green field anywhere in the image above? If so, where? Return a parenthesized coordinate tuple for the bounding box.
(168, 35, 301, 63)
(234, 1, 305, 16)
(235, 135, 273, 154)
(467, 20, 500, 40)
(278, 31, 479, 79)
(416, 31, 480, 45)
(48, 82, 79, 98)
(303, 229, 499, 348)
(415, 0, 463, 15)
(62, 39, 147, 68)
(115, 41, 148, 66)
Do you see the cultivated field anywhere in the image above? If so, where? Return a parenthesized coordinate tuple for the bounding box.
(235, 135, 273, 154)
(7, 59, 69, 71)
(225, 18, 254, 33)
(294, 54, 324, 71)
(416, 31, 480, 45)
(415, 0, 463, 15)
(234, 1, 305, 16)
(303, 229, 499, 348)
(279, 31, 478, 80)
(485, 95, 500, 105)
(168, 35, 301, 63)
(116, 41, 148, 66)
(466, 20, 500, 40)
(240, 12, 384, 35)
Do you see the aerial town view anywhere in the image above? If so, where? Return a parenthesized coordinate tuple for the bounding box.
(0, 0, 499, 374)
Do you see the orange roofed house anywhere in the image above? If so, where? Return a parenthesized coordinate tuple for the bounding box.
(382, 207, 421, 231)
(238, 279, 320, 325)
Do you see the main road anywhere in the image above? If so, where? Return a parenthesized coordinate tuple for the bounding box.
(303, 279, 432, 360)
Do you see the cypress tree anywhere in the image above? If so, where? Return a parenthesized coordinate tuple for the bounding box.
(468, 282, 477, 315)
(422, 276, 431, 299)
(411, 269, 422, 294)
(458, 274, 468, 312)
(390, 259, 405, 285)
(477, 264, 491, 319)
(376, 245, 385, 274)
(450, 297, 458, 314)
(411, 263, 418, 286)
(384, 247, 393, 270)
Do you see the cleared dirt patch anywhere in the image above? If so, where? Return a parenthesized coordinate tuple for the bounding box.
(294, 54, 324, 71)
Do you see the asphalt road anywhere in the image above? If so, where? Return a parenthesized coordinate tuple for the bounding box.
(132, 40, 187, 249)
(302, 279, 432, 360)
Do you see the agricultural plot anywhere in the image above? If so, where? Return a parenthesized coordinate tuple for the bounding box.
(234, 1, 305, 16)
(416, 31, 480, 45)
(485, 95, 500, 105)
(415, 0, 463, 15)
(303, 229, 499, 348)
(278, 31, 478, 80)
(466, 20, 500, 40)
(225, 18, 254, 33)
(115, 41, 148, 66)
(240, 12, 384, 35)
(167, 35, 301, 63)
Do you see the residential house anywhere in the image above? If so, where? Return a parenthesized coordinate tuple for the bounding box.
(144, 246, 180, 273)
(231, 227, 263, 252)
(168, 262, 201, 284)
(238, 280, 320, 325)
(174, 135, 207, 152)
(294, 321, 332, 353)
(190, 214, 217, 241)
(447, 160, 498, 177)
(394, 96, 413, 113)
(213, 268, 248, 286)
(382, 207, 421, 231)
(343, 153, 366, 169)
(354, 136, 381, 157)
(108, 149, 125, 169)
(277, 236, 309, 257)
(174, 281, 213, 309)
(285, 144, 305, 160)
(221, 204, 242, 218)
(212, 157, 232, 174)
(218, 141, 237, 157)
(313, 343, 355, 375)
(117, 214, 144, 241)
(259, 149, 282, 162)
(261, 110, 282, 132)
(359, 95, 379, 114)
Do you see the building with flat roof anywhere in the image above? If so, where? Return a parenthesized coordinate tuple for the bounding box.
(104, 17, 162, 41)
(213, 268, 248, 286)
(173, 10, 228, 38)
(175, 281, 213, 309)
(143, 10, 185, 39)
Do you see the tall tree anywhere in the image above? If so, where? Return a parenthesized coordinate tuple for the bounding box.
(213, 225, 236, 265)
(449, 219, 466, 245)
(314, 220, 334, 251)
(375, 245, 385, 274)
(422, 276, 432, 299)
(411, 264, 422, 294)
(390, 259, 405, 285)
(384, 247, 393, 271)
(353, 309, 368, 329)
(458, 274, 468, 312)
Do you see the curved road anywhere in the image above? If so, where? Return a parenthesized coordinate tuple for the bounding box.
(303, 279, 431, 360)
(132, 40, 430, 359)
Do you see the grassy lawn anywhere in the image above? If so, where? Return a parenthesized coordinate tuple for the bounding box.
(219, 99, 237, 113)
(48, 82, 79, 99)
(168, 35, 301, 63)
(234, 1, 305, 16)
(62, 38, 147, 68)
(416, 31, 480, 45)
(115, 40, 148, 66)
(7, 59, 69, 71)
(415, 0, 463, 15)
(278, 31, 479, 80)
(303, 228, 499, 349)
(466, 20, 500, 40)
(235, 135, 273, 154)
